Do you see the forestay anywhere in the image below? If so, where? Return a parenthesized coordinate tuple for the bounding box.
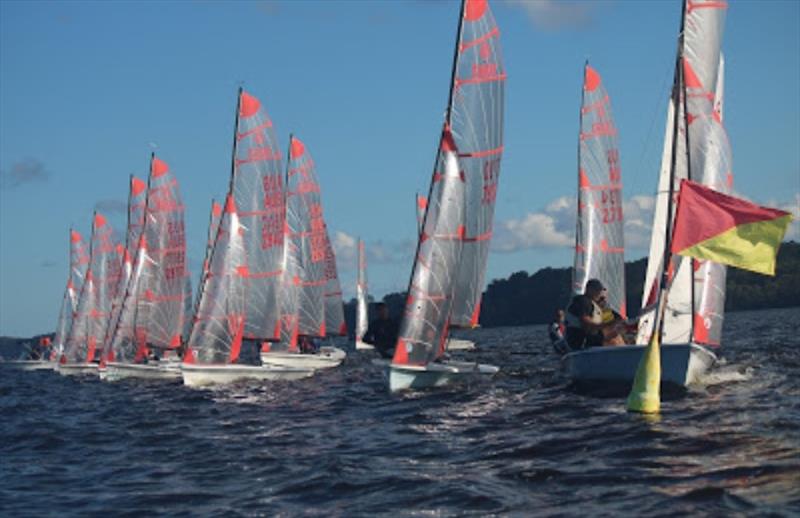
(449, 0, 506, 328)
(573, 63, 625, 316)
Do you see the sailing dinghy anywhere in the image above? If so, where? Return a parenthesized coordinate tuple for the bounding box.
(261, 135, 346, 369)
(182, 89, 313, 386)
(354, 238, 373, 350)
(388, 0, 504, 392)
(105, 155, 188, 381)
(565, 0, 729, 386)
(59, 212, 121, 376)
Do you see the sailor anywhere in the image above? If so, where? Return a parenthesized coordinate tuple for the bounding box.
(549, 309, 569, 354)
(564, 279, 623, 350)
(362, 302, 398, 359)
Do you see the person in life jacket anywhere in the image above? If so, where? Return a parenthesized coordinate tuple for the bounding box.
(564, 279, 624, 350)
(549, 309, 569, 354)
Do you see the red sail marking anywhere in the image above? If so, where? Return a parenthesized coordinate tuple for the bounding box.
(131, 176, 147, 196)
(151, 157, 169, 177)
(584, 65, 602, 92)
(212, 201, 223, 217)
(228, 315, 245, 363)
(682, 59, 705, 90)
(393, 338, 410, 365)
(94, 213, 107, 228)
(687, 0, 728, 13)
(693, 312, 711, 343)
(290, 137, 306, 159)
(579, 168, 591, 188)
(237, 121, 273, 140)
(239, 91, 261, 118)
(455, 72, 507, 88)
(458, 146, 503, 159)
(338, 321, 347, 335)
(470, 300, 481, 327)
(464, 0, 488, 21)
(460, 27, 500, 52)
(462, 230, 493, 243)
(71, 230, 82, 243)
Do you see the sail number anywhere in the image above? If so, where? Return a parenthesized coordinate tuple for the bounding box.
(261, 175, 284, 250)
(599, 188, 623, 224)
(482, 158, 501, 204)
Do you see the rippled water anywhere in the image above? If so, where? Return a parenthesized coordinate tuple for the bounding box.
(2, 307, 799, 516)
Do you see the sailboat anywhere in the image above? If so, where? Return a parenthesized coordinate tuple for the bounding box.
(59, 212, 122, 376)
(98, 175, 147, 379)
(34, 229, 90, 370)
(261, 135, 346, 369)
(105, 155, 189, 381)
(388, 0, 504, 392)
(182, 89, 313, 386)
(566, 0, 728, 386)
(354, 238, 373, 350)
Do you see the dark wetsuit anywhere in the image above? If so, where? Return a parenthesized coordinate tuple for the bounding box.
(362, 318, 398, 359)
(565, 295, 604, 350)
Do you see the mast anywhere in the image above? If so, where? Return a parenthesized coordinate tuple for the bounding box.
(572, 60, 588, 295)
(655, 0, 688, 342)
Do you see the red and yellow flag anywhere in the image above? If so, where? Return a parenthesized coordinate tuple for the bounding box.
(670, 180, 792, 276)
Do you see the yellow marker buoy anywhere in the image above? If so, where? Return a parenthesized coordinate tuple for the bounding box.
(626, 330, 661, 414)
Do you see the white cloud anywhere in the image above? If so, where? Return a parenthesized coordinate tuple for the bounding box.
(493, 212, 572, 252)
(330, 231, 414, 272)
(505, 0, 600, 31)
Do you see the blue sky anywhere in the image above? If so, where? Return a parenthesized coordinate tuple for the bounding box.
(1, 0, 798, 337)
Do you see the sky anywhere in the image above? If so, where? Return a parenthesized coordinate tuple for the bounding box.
(1, 0, 798, 337)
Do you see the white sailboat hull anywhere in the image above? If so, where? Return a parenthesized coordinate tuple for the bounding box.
(0, 360, 56, 371)
(105, 361, 182, 381)
(563, 342, 717, 387)
(57, 363, 99, 376)
(355, 340, 374, 350)
(388, 360, 499, 392)
(260, 346, 346, 369)
(181, 363, 314, 387)
(446, 338, 476, 351)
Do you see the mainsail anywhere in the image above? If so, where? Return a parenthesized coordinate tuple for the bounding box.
(323, 226, 347, 337)
(140, 155, 189, 350)
(185, 195, 248, 364)
(393, 129, 466, 366)
(448, 0, 506, 328)
(107, 155, 188, 360)
(279, 136, 327, 346)
(637, 0, 729, 345)
(573, 63, 625, 316)
(355, 238, 369, 342)
(232, 89, 285, 341)
(64, 213, 121, 364)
